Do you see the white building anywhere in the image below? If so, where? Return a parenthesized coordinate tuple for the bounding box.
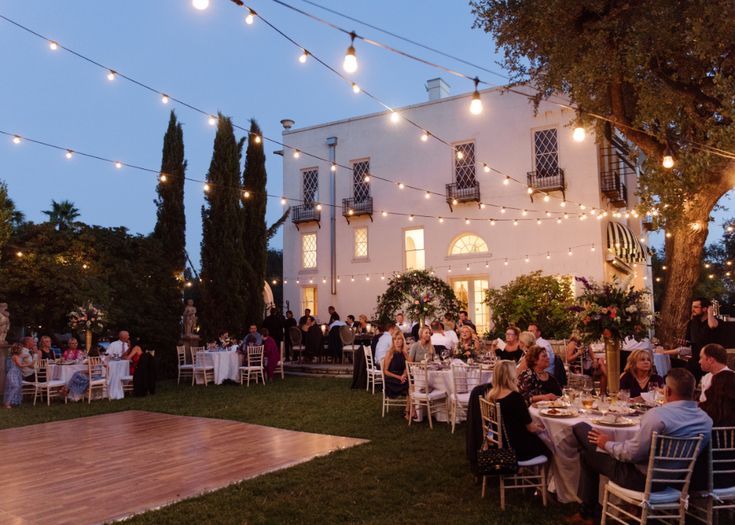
(281, 80, 651, 334)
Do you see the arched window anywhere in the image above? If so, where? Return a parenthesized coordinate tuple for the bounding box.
(449, 233, 489, 255)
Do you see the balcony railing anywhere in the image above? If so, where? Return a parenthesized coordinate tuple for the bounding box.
(291, 204, 321, 229)
(445, 181, 481, 211)
(342, 197, 373, 223)
(600, 171, 628, 208)
(527, 168, 566, 199)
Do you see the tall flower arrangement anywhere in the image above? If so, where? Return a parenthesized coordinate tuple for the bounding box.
(68, 302, 105, 334)
(570, 276, 653, 343)
(374, 270, 461, 324)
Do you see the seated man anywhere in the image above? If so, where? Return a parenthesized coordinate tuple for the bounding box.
(243, 325, 262, 347)
(430, 321, 455, 352)
(374, 322, 397, 369)
(569, 368, 712, 524)
(699, 343, 732, 402)
(528, 323, 555, 375)
(395, 312, 412, 335)
(107, 331, 131, 358)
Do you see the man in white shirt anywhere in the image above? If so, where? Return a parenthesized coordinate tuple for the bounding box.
(395, 312, 412, 335)
(430, 321, 455, 352)
(528, 323, 554, 375)
(699, 343, 732, 402)
(107, 331, 130, 357)
(374, 322, 397, 369)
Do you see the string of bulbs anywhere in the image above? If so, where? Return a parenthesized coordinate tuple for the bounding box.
(226, 0, 735, 166)
(0, 14, 643, 223)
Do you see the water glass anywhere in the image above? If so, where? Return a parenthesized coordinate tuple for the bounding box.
(618, 389, 630, 404)
(597, 396, 610, 417)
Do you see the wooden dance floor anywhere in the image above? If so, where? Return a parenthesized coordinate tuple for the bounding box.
(0, 411, 367, 524)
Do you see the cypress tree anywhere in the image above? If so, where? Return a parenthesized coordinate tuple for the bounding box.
(241, 120, 289, 324)
(153, 111, 187, 274)
(200, 115, 248, 338)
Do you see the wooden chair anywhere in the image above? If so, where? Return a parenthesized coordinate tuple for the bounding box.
(31, 359, 66, 406)
(688, 426, 735, 524)
(289, 327, 305, 363)
(275, 341, 285, 380)
(192, 351, 214, 386)
(85, 357, 108, 404)
(381, 368, 407, 418)
(364, 346, 382, 394)
(188, 345, 205, 365)
(479, 397, 548, 510)
(602, 432, 704, 524)
(449, 364, 482, 434)
(406, 361, 447, 430)
(176, 345, 194, 384)
(240, 345, 265, 386)
(339, 325, 358, 364)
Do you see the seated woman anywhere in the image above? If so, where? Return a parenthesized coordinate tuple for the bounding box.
(619, 349, 664, 399)
(62, 337, 85, 362)
(495, 326, 524, 363)
(486, 360, 552, 460)
(3, 344, 24, 409)
(515, 331, 537, 372)
(383, 332, 410, 403)
(409, 326, 434, 362)
(357, 314, 369, 334)
(454, 325, 482, 362)
(565, 334, 608, 393)
(260, 328, 280, 380)
(700, 371, 735, 489)
(63, 360, 107, 402)
(122, 338, 143, 375)
(518, 345, 562, 405)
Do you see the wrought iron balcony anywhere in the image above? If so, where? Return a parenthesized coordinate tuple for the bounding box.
(600, 171, 628, 208)
(291, 204, 321, 229)
(342, 197, 373, 223)
(527, 168, 566, 201)
(445, 181, 481, 211)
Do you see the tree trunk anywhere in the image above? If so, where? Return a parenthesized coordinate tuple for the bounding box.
(657, 177, 732, 345)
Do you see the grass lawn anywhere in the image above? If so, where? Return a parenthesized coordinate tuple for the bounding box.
(2, 377, 576, 524)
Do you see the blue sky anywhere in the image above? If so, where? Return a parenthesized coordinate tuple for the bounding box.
(0, 0, 730, 268)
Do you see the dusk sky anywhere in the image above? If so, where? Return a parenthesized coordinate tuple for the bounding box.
(0, 0, 730, 269)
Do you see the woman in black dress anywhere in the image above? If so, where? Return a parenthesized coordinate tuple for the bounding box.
(495, 326, 524, 363)
(486, 360, 552, 460)
(383, 333, 409, 399)
(518, 345, 562, 405)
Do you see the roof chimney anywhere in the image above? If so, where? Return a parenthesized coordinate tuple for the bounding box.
(425, 78, 450, 101)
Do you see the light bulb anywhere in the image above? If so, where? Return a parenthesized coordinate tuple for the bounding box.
(208, 115, 217, 126)
(469, 78, 483, 115)
(203, 183, 210, 192)
(343, 34, 358, 73)
(662, 153, 674, 169)
(398, 182, 405, 189)
(513, 220, 518, 226)
(504, 259, 508, 266)
(573, 127, 586, 142)
(49, 41, 58, 51)
(245, 9, 255, 25)
(381, 211, 387, 217)
(114, 161, 123, 169)
(490, 219, 496, 226)
(480, 203, 486, 210)
(527, 186, 534, 194)
(390, 111, 400, 123)
(253, 135, 261, 144)
(348, 209, 354, 216)
(280, 197, 287, 205)
(483, 163, 490, 173)
(546, 252, 551, 260)
(192, 0, 209, 10)
(465, 219, 471, 225)
(293, 149, 300, 159)
(12, 135, 21, 144)
(65, 150, 73, 159)
(425, 192, 431, 199)
(503, 176, 510, 185)
(438, 217, 444, 223)
(161, 94, 169, 104)
(352, 82, 361, 94)
(500, 207, 506, 214)
(316, 203, 323, 211)
(543, 194, 550, 202)
(420, 131, 429, 142)
(591, 245, 596, 252)
(243, 191, 250, 198)
(107, 70, 116, 81)
(409, 215, 414, 221)
(363, 175, 370, 182)
(560, 201, 566, 208)
(456, 150, 464, 160)
(160, 174, 167, 182)
(537, 219, 542, 225)
(522, 209, 528, 216)
(568, 248, 573, 256)
(330, 163, 337, 172)
(452, 199, 458, 206)
(525, 256, 529, 263)
(299, 50, 308, 63)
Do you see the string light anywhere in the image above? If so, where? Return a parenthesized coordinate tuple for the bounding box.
(292, 149, 301, 159)
(527, 186, 534, 195)
(107, 70, 116, 81)
(343, 32, 358, 73)
(525, 255, 530, 263)
(280, 197, 287, 205)
(203, 183, 210, 192)
(469, 78, 483, 115)
(253, 135, 261, 144)
(351, 82, 361, 94)
(513, 220, 518, 226)
(543, 194, 550, 202)
(452, 199, 458, 206)
(208, 115, 217, 126)
(243, 191, 250, 198)
(408, 214, 414, 221)
(465, 218, 471, 225)
(490, 219, 496, 226)
(456, 150, 464, 160)
(568, 248, 573, 256)
(331, 163, 337, 172)
(572, 127, 586, 142)
(503, 259, 508, 266)
(522, 209, 528, 216)
(161, 94, 169, 104)
(398, 182, 405, 189)
(389, 111, 400, 123)
(12, 135, 21, 144)
(546, 252, 551, 260)
(381, 211, 387, 217)
(114, 161, 123, 169)
(192, 0, 209, 9)
(245, 8, 256, 25)
(483, 163, 490, 173)
(420, 131, 429, 142)
(316, 203, 323, 210)
(503, 176, 510, 185)
(363, 174, 370, 182)
(662, 147, 675, 169)
(299, 49, 309, 63)
(424, 191, 431, 199)
(159, 174, 167, 182)
(438, 217, 444, 223)
(65, 149, 73, 159)
(48, 40, 58, 50)
(500, 207, 506, 214)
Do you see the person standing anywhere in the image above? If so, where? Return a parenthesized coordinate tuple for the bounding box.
(528, 323, 555, 375)
(298, 309, 312, 328)
(327, 306, 340, 324)
(457, 310, 476, 332)
(284, 310, 297, 361)
(698, 343, 732, 402)
(262, 307, 284, 351)
(107, 331, 131, 358)
(685, 297, 719, 381)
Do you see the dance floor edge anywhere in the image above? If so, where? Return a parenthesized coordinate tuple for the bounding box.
(0, 410, 368, 525)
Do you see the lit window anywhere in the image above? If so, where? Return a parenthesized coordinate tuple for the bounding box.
(450, 234, 489, 255)
(404, 228, 425, 270)
(454, 142, 476, 189)
(302, 233, 317, 269)
(302, 287, 317, 316)
(354, 227, 368, 258)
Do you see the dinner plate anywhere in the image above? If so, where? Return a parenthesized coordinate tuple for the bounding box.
(540, 408, 578, 418)
(592, 417, 636, 427)
(608, 406, 636, 415)
(534, 400, 568, 409)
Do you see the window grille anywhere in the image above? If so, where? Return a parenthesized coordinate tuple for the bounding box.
(352, 160, 370, 203)
(302, 169, 319, 206)
(534, 129, 559, 177)
(454, 142, 476, 189)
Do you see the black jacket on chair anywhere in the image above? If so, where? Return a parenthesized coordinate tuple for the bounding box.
(133, 351, 156, 397)
(465, 382, 494, 476)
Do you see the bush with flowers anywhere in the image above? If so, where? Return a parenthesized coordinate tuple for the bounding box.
(68, 302, 105, 334)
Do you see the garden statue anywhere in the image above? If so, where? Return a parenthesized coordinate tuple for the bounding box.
(183, 299, 197, 336)
(0, 303, 9, 343)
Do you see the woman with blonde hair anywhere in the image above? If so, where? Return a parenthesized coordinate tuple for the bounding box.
(486, 360, 552, 460)
(515, 330, 537, 372)
(619, 349, 664, 399)
(495, 326, 524, 363)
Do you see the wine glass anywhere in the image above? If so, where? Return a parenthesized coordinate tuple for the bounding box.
(618, 389, 630, 405)
(597, 396, 610, 418)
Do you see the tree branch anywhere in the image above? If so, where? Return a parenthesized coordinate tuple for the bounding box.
(609, 77, 662, 157)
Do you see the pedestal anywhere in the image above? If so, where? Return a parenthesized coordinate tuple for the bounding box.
(605, 337, 621, 394)
(0, 343, 9, 395)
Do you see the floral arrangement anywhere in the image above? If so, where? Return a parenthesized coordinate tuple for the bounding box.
(68, 302, 105, 333)
(569, 276, 653, 343)
(404, 290, 436, 323)
(374, 270, 461, 324)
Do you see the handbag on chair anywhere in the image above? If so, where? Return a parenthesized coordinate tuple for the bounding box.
(476, 418, 518, 476)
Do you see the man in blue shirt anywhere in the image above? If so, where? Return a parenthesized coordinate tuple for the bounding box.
(567, 368, 712, 524)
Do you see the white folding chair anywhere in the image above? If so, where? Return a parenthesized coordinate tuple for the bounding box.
(176, 345, 193, 384)
(275, 341, 285, 380)
(339, 326, 358, 364)
(688, 426, 735, 524)
(449, 364, 482, 434)
(289, 327, 305, 363)
(479, 397, 548, 510)
(602, 432, 704, 524)
(31, 359, 66, 406)
(86, 357, 108, 403)
(406, 361, 447, 430)
(364, 347, 382, 395)
(381, 368, 408, 417)
(240, 345, 265, 386)
(192, 351, 214, 386)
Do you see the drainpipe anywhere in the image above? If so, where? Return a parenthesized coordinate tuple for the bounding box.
(327, 136, 338, 295)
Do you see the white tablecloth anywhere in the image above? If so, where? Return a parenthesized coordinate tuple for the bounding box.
(200, 351, 240, 384)
(49, 363, 86, 383)
(530, 406, 640, 503)
(414, 368, 493, 423)
(106, 359, 130, 400)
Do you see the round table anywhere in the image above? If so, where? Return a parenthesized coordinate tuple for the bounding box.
(49, 360, 130, 400)
(201, 350, 240, 384)
(413, 367, 493, 423)
(530, 406, 640, 503)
